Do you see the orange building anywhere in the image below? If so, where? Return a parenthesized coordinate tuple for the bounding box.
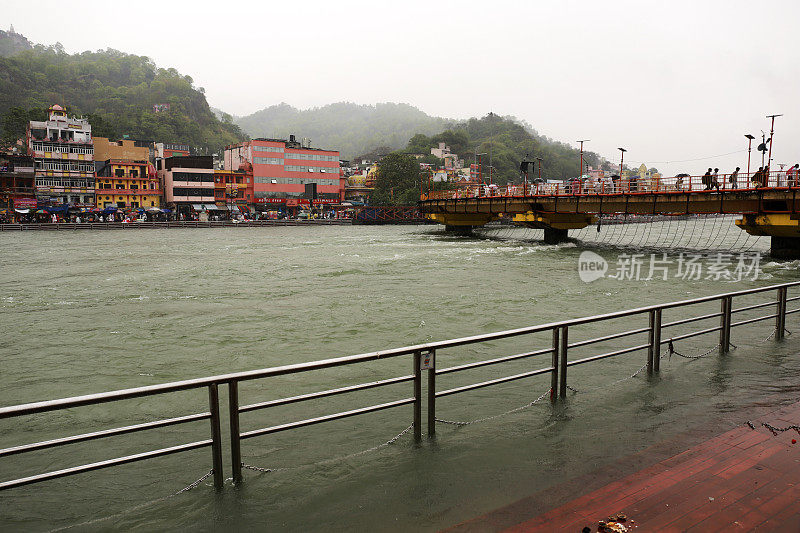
(214, 168, 253, 215)
(95, 159, 161, 208)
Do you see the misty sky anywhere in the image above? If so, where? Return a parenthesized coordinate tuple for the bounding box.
(5, 0, 800, 175)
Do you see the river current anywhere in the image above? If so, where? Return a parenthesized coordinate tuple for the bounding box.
(0, 222, 798, 531)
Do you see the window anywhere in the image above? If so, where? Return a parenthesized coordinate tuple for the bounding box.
(115, 169, 125, 177)
(253, 157, 283, 165)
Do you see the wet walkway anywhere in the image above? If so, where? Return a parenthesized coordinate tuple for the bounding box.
(452, 401, 800, 532)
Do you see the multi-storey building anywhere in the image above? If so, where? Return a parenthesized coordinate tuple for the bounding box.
(93, 138, 162, 209)
(94, 160, 161, 209)
(214, 168, 253, 216)
(0, 155, 35, 209)
(224, 135, 343, 214)
(27, 104, 95, 206)
(158, 155, 216, 216)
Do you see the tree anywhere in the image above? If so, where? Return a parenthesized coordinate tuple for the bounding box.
(371, 152, 421, 206)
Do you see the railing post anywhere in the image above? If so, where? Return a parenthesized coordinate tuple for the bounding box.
(207, 383, 224, 490)
(647, 310, 656, 375)
(776, 287, 788, 340)
(550, 328, 559, 402)
(653, 308, 662, 372)
(413, 351, 422, 442)
(228, 381, 242, 484)
(559, 326, 568, 398)
(720, 296, 732, 353)
(426, 350, 436, 438)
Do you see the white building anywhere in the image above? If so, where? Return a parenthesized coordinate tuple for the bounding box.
(27, 104, 95, 206)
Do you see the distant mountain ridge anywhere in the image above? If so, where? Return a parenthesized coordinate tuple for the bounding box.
(234, 102, 454, 159)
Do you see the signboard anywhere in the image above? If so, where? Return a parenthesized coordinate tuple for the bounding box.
(13, 198, 37, 208)
(420, 350, 435, 370)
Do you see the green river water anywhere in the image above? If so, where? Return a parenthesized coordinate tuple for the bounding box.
(0, 222, 798, 531)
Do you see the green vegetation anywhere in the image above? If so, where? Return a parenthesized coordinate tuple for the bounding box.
(371, 153, 421, 206)
(0, 32, 246, 151)
(406, 113, 601, 184)
(235, 102, 453, 159)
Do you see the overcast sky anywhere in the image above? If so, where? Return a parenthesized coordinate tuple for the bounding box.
(5, 0, 800, 175)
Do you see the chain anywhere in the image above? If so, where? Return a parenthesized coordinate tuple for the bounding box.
(667, 339, 723, 360)
(172, 469, 215, 495)
(435, 389, 550, 426)
(746, 420, 800, 436)
(762, 327, 792, 343)
(240, 424, 415, 474)
(48, 469, 215, 532)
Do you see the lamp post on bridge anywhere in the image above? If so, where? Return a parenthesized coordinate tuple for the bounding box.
(536, 157, 543, 180)
(745, 134, 755, 176)
(766, 114, 782, 170)
(618, 147, 627, 180)
(576, 139, 590, 180)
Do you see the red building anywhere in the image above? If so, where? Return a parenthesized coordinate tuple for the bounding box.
(224, 136, 343, 215)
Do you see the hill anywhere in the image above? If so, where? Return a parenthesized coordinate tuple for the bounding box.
(405, 113, 603, 184)
(235, 102, 453, 159)
(0, 32, 246, 152)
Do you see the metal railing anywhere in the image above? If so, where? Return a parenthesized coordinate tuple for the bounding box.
(1, 281, 798, 493)
(421, 169, 800, 200)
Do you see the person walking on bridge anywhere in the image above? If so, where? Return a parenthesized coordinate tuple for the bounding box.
(711, 168, 721, 191)
(702, 168, 713, 190)
(786, 164, 798, 188)
(729, 167, 740, 189)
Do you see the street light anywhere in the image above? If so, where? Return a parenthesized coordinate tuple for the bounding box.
(744, 134, 755, 176)
(766, 114, 782, 169)
(576, 140, 590, 179)
(618, 147, 627, 178)
(536, 157, 543, 182)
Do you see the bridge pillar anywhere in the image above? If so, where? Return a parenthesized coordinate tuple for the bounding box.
(444, 224, 474, 234)
(543, 227, 569, 244)
(770, 236, 800, 260)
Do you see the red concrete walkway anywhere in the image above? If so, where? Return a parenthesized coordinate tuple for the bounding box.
(452, 401, 800, 532)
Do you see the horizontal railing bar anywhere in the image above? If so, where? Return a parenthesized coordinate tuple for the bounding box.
(732, 301, 777, 313)
(0, 412, 210, 458)
(239, 375, 413, 413)
(662, 325, 722, 343)
(662, 311, 722, 328)
(437, 348, 552, 375)
(567, 327, 650, 349)
(0, 439, 211, 491)
(239, 398, 415, 440)
(567, 343, 650, 367)
(731, 314, 777, 328)
(787, 307, 800, 315)
(787, 296, 800, 303)
(435, 367, 553, 398)
(3, 281, 799, 420)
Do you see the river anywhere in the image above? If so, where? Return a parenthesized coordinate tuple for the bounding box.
(0, 222, 798, 531)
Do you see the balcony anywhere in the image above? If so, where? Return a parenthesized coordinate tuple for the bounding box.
(96, 189, 163, 195)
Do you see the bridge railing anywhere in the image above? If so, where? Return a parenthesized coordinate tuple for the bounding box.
(421, 170, 799, 201)
(1, 281, 798, 493)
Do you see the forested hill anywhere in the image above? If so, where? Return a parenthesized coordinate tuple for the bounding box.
(235, 102, 453, 159)
(406, 113, 603, 184)
(0, 32, 246, 152)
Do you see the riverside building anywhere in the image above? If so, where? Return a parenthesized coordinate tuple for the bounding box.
(158, 155, 216, 217)
(0, 155, 35, 210)
(27, 104, 95, 206)
(214, 168, 254, 216)
(93, 138, 161, 209)
(223, 136, 342, 215)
